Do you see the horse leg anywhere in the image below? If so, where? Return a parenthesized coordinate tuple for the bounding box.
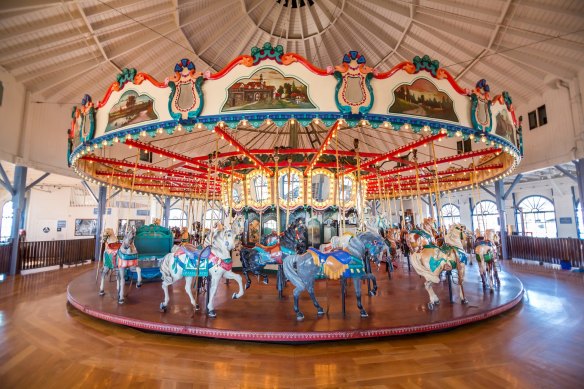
(135, 266, 142, 288)
(117, 268, 125, 304)
(477, 253, 487, 288)
(99, 267, 108, 296)
(293, 285, 306, 321)
(243, 267, 252, 290)
(458, 264, 468, 304)
(424, 280, 439, 310)
(160, 279, 171, 312)
(206, 268, 222, 317)
(487, 260, 495, 292)
(353, 277, 368, 318)
(307, 283, 324, 316)
(184, 276, 198, 309)
(224, 270, 245, 299)
(367, 274, 378, 296)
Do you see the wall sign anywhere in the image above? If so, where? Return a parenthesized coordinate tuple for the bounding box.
(559, 217, 572, 224)
(57, 220, 66, 228)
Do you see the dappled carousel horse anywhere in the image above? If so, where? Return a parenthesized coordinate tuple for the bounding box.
(283, 231, 386, 320)
(159, 218, 245, 317)
(410, 224, 468, 310)
(475, 229, 501, 291)
(98, 227, 142, 304)
(239, 218, 307, 294)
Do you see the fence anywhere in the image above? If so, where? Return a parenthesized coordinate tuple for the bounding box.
(0, 243, 11, 274)
(507, 235, 584, 268)
(18, 238, 95, 272)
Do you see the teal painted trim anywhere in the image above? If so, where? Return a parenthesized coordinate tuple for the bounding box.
(470, 94, 493, 133)
(333, 71, 352, 114)
(168, 77, 205, 120)
(80, 106, 96, 143)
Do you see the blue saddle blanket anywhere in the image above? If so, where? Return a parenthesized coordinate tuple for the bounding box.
(308, 248, 354, 265)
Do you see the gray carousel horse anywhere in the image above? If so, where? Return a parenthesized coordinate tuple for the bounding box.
(283, 231, 387, 320)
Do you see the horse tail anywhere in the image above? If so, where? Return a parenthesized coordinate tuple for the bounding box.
(159, 253, 174, 285)
(283, 254, 303, 287)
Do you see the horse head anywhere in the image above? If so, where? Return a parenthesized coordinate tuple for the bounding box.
(352, 231, 389, 265)
(102, 227, 117, 244)
(121, 226, 137, 254)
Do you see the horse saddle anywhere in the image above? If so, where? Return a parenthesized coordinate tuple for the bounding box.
(308, 248, 362, 280)
(475, 240, 493, 247)
(174, 244, 214, 276)
(253, 243, 283, 265)
(440, 244, 468, 265)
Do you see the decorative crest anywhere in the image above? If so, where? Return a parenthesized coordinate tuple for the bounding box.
(412, 55, 440, 77)
(250, 42, 285, 65)
(116, 68, 137, 88)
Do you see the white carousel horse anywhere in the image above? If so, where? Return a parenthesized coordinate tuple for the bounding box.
(420, 217, 438, 243)
(410, 224, 468, 310)
(98, 227, 142, 304)
(475, 229, 500, 291)
(159, 217, 245, 317)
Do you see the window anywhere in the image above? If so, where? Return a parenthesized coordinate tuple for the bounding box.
(516, 196, 556, 238)
(168, 208, 187, 228)
(576, 201, 583, 239)
(456, 139, 472, 154)
(204, 209, 223, 229)
(528, 111, 538, 130)
(263, 219, 277, 235)
(537, 105, 547, 126)
(1, 201, 13, 242)
(472, 200, 499, 233)
(139, 149, 152, 163)
(279, 172, 300, 202)
(441, 203, 460, 228)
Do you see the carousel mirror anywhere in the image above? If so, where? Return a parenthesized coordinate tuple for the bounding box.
(278, 171, 301, 203)
(231, 179, 243, 205)
(311, 173, 330, 202)
(339, 176, 354, 204)
(250, 174, 269, 203)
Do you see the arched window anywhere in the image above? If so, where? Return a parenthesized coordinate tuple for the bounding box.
(204, 209, 223, 229)
(253, 176, 268, 202)
(1, 201, 13, 242)
(472, 200, 499, 233)
(168, 208, 187, 228)
(577, 201, 583, 239)
(516, 195, 556, 238)
(441, 203, 460, 228)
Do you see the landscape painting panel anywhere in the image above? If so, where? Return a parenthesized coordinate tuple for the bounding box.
(389, 78, 459, 122)
(495, 109, 516, 145)
(222, 68, 316, 112)
(105, 90, 158, 132)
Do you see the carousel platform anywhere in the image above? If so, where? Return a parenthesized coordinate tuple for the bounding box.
(67, 261, 524, 343)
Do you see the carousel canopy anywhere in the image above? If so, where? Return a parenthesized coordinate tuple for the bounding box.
(67, 43, 521, 211)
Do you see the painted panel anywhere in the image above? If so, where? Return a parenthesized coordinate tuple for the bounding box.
(388, 78, 459, 122)
(105, 90, 158, 133)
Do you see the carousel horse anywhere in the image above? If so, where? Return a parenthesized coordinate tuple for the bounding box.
(421, 217, 440, 242)
(192, 221, 202, 246)
(159, 217, 245, 317)
(283, 231, 386, 320)
(474, 229, 501, 291)
(410, 224, 468, 310)
(98, 227, 142, 304)
(239, 218, 307, 291)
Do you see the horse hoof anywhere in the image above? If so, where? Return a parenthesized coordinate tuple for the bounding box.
(232, 293, 239, 300)
(195, 304, 200, 311)
(461, 298, 469, 305)
(245, 283, 251, 290)
(160, 303, 167, 312)
(360, 311, 369, 318)
(208, 310, 217, 318)
(434, 300, 440, 305)
(427, 302, 435, 311)
(99, 290, 105, 296)
(368, 290, 377, 296)
(263, 278, 269, 285)
(296, 312, 304, 321)
(489, 288, 494, 294)
(136, 283, 142, 288)
(317, 308, 325, 316)
(118, 299, 124, 305)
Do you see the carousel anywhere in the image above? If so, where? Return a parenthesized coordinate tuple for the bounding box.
(66, 43, 524, 342)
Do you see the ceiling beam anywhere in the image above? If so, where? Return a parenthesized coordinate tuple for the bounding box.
(305, 120, 340, 176)
(503, 173, 523, 200)
(555, 165, 577, 182)
(211, 125, 268, 176)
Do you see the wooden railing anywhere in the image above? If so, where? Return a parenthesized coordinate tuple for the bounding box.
(0, 243, 11, 274)
(507, 235, 584, 268)
(18, 238, 95, 271)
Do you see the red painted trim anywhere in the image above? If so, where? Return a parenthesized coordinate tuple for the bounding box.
(305, 121, 339, 176)
(213, 125, 271, 176)
(66, 280, 524, 343)
(366, 164, 503, 183)
(96, 72, 166, 109)
(374, 62, 414, 79)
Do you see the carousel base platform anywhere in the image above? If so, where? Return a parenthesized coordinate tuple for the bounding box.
(67, 262, 523, 343)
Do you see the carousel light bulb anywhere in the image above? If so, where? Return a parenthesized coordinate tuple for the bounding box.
(481, 136, 486, 143)
(102, 140, 107, 146)
(113, 137, 119, 143)
(456, 130, 462, 137)
(129, 145, 133, 149)
(469, 134, 475, 140)
(440, 128, 447, 134)
(157, 128, 163, 134)
(422, 125, 430, 132)
(177, 124, 183, 131)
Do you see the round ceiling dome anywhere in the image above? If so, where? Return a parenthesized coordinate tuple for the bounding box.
(245, 0, 345, 40)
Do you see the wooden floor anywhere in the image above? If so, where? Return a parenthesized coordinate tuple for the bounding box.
(1, 262, 583, 388)
(66, 263, 523, 342)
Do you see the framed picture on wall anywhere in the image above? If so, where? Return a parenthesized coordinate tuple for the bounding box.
(74, 219, 97, 236)
(117, 219, 145, 236)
